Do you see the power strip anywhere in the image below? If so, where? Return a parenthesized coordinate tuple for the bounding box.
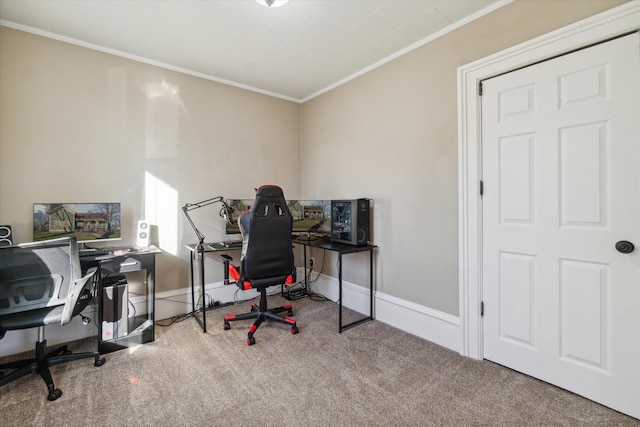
(284, 288, 308, 301)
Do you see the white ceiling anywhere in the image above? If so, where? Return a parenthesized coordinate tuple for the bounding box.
(0, 0, 506, 102)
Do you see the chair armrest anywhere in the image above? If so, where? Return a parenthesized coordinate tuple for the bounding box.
(61, 267, 98, 325)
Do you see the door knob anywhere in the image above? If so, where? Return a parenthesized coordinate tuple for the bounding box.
(615, 241, 635, 254)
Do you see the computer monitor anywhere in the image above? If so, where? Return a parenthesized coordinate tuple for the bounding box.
(33, 203, 122, 245)
(225, 199, 252, 235)
(289, 200, 331, 238)
(224, 199, 331, 239)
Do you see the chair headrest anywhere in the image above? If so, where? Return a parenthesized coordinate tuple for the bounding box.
(255, 185, 284, 199)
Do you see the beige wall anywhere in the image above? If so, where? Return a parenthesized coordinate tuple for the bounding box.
(0, 0, 627, 313)
(0, 27, 300, 293)
(300, 0, 627, 314)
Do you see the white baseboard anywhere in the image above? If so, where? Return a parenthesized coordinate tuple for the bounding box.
(307, 270, 371, 314)
(301, 271, 461, 353)
(155, 280, 260, 320)
(375, 293, 461, 353)
(2, 269, 462, 356)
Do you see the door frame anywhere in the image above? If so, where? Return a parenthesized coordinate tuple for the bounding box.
(457, 2, 640, 360)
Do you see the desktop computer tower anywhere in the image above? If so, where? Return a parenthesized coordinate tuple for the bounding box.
(101, 275, 128, 341)
(331, 199, 371, 245)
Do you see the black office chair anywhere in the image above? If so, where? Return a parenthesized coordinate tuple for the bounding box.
(0, 236, 106, 401)
(222, 185, 299, 345)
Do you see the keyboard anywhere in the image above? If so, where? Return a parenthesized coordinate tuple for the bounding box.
(79, 248, 111, 257)
(220, 239, 242, 248)
(208, 240, 243, 250)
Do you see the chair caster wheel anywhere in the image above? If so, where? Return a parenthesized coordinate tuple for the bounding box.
(247, 336, 256, 346)
(291, 326, 299, 335)
(288, 309, 294, 316)
(48, 389, 62, 401)
(223, 322, 230, 330)
(94, 357, 106, 367)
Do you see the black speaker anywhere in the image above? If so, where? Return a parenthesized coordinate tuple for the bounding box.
(0, 225, 12, 246)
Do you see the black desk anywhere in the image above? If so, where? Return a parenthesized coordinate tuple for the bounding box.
(80, 246, 160, 354)
(186, 240, 376, 333)
(185, 243, 240, 333)
(294, 239, 376, 332)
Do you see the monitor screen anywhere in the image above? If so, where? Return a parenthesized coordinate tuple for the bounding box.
(224, 199, 330, 238)
(33, 203, 122, 244)
(225, 199, 252, 235)
(289, 200, 331, 237)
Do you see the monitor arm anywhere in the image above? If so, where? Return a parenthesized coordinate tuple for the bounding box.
(182, 196, 233, 252)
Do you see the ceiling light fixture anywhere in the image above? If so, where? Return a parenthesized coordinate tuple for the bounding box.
(255, 0, 290, 8)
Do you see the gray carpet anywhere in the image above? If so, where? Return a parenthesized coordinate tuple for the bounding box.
(1, 297, 638, 426)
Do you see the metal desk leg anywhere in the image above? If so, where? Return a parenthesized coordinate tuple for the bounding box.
(303, 245, 308, 290)
(338, 251, 343, 333)
(189, 252, 199, 320)
(369, 248, 374, 320)
(191, 250, 207, 333)
(199, 250, 206, 332)
(190, 254, 196, 320)
(339, 247, 375, 332)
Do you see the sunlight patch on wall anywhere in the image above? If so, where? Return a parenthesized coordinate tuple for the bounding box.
(145, 172, 178, 255)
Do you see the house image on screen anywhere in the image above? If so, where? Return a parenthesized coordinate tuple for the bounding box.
(304, 204, 323, 220)
(288, 200, 328, 222)
(47, 205, 108, 234)
(288, 201, 306, 221)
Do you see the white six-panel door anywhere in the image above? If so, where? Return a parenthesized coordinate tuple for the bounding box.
(481, 33, 639, 418)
